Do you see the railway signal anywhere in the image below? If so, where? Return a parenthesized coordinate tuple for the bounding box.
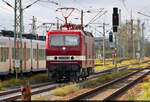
(112, 7, 119, 72)
(109, 31, 113, 42)
(112, 8, 119, 26)
(112, 7, 119, 32)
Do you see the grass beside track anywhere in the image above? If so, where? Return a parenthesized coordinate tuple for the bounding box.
(81, 69, 132, 88)
(128, 76, 150, 100)
(51, 83, 80, 96)
(94, 57, 150, 72)
(49, 69, 132, 97)
(0, 73, 51, 90)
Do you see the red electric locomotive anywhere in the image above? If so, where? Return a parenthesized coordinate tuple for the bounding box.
(46, 30, 94, 81)
(46, 8, 94, 81)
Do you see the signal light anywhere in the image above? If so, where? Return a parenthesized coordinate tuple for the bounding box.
(113, 26, 118, 32)
(112, 7, 119, 26)
(109, 32, 113, 42)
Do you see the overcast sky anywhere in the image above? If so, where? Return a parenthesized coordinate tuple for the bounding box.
(0, 0, 150, 38)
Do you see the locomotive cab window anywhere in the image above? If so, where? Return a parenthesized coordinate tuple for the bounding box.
(50, 35, 79, 46)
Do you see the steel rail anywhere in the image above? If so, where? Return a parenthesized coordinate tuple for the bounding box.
(68, 68, 150, 101)
(2, 84, 57, 101)
(103, 69, 150, 101)
(0, 81, 56, 101)
(0, 81, 54, 96)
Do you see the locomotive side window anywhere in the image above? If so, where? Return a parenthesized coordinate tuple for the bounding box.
(50, 35, 79, 46)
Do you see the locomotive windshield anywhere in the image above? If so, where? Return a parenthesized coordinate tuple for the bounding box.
(50, 35, 79, 46)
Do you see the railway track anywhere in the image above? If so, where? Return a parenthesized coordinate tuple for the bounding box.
(68, 68, 150, 101)
(0, 60, 150, 101)
(94, 59, 150, 75)
(0, 81, 58, 101)
(94, 58, 131, 66)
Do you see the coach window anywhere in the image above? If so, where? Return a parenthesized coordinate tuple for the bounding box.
(3, 47, 8, 62)
(2, 47, 7, 62)
(16, 48, 19, 59)
(39, 49, 41, 60)
(6, 48, 9, 60)
(42, 49, 45, 60)
(1, 47, 4, 62)
(39, 49, 43, 60)
(5, 48, 7, 61)
(33, 49, 37, 60)
(43, 49, 46, 59)
(39, 49, 45, 60)
(12, 48, 14, 59)
(0, 48, 1, 62)
(26, 48, 30, 60)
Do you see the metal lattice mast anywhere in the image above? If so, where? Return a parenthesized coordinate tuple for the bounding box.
(141, 23, 145, 58)
(14, 0, 23, 75)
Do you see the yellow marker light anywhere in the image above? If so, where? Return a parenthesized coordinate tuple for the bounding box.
(75, 56, 79, 60)
(49, 56, 54, 60)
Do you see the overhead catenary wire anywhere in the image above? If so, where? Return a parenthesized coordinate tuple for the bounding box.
(85, 8, 104, 27)
(23, 0, 40, 10)
(88, 10, 108, 25)
(2, 0, 14, 8)
(38, 0, 63, 7)
(137, 12, 150, 18)
(118, 0, 130, 14)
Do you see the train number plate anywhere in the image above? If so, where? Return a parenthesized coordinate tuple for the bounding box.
(58, 56, 70, 60)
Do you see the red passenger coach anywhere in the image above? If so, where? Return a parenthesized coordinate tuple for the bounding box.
(46, 30, 94, 81)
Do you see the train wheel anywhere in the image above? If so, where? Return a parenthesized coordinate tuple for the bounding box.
(81, 73, 86, 80)
(76, 77, 80, 82)
(56, 78, 61, 83)
(81, 76, 86, 81)
(74, 72, 80, 82)
(91, 68, 94, 74)
(84, 75, 87, 80)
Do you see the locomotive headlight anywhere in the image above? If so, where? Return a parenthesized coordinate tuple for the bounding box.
(54, 56, 57, 60)
(71, 56, 74, 60)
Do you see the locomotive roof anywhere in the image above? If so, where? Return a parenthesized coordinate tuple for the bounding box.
(49, 30, 81, 32)
(48, 30, 94, 37)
